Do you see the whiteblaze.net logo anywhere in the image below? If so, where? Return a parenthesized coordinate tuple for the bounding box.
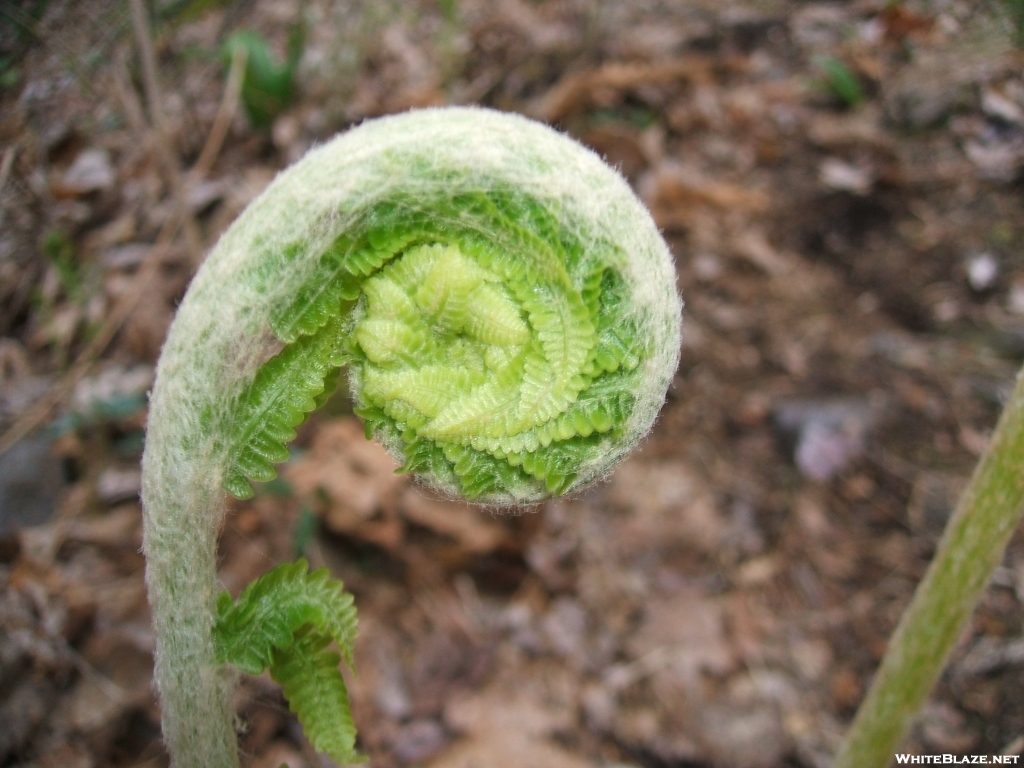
(895, 757, 1020, 765)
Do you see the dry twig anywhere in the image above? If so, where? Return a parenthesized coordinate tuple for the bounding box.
(128, 0, 203, 260)
(0, 146, 17, 196)
(530, 57, 717, 123)
(190, 43, 248, 183)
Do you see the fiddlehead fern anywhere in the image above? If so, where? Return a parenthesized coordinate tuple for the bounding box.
(141, 107, 682, 768)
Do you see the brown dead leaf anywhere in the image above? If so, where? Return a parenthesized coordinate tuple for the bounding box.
(82, 214, 137, 255)
(51, 148, 116, 198)
(879, 5, 934, 45)
(400, 489, 508, 554)
(640, 161, 769, 231)
(624, 590, 736, 683)
(432, 663, 587, 768)
(730, 228, 796, 276)
(64, 505, 141, 548)
(410, 629, 492, 718)
(117, 280, 173, 362)
(807, 107, 896, 155)
(580, 125, 649, 178)
(607, 459, 726, 556)
(531, 57, 715, 123)
(249, 740, 305, 768)
(284, 418, 406, 549)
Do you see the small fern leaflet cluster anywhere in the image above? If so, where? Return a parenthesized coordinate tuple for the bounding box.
(212, 559, 363, 765)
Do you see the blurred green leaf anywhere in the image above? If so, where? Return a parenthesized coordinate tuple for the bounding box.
(41, 228, 83, 297)
(818, 56, 863, 108)
(113, 430, 146, 458)
(260, 475, 295, 497)
(0, 56, 20, 91)
(438, 0, 458, 22)
(1002, 0, 1024, 47)
(156, 0, 236, 22)
(293, 507, 318, 559)
(222, 29, 302, 129)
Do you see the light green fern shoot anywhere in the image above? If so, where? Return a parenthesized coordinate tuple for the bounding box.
(141, 107, 682, 768)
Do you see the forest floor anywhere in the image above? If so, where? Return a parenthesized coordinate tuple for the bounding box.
(2, 0, 1024, 766)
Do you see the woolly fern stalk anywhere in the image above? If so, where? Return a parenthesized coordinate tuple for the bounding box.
(141, 107, 682, 767)
(836, 363, 1024, 767)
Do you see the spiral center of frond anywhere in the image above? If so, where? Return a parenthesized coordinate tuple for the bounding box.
(353, 241, 579, 442)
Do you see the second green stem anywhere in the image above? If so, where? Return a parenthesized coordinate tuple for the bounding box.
(835, 363, 1024, 767)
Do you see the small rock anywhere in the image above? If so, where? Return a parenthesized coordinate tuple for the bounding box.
(795, 421, 864, 482)
(541, 597, 588, 658)
(103, 243, 151, 271)
(697, 703, 788, 768)
(0, 435, 63, 536)
(95, 466, 142, 505)
(71, 364, 154, 417)
(692, 252, 723, 282)
(58, 148, 115, 195)
(774, 398, 878, 482)
(908, 473, 964, 537)
(187, 179, 226, 212)
(393, 719, 448, 764)
(1007, 274, 1024, 314)
(982, 87, 1024, 125)
(819, 157, 873, 194)
(965, 252, 998, 292)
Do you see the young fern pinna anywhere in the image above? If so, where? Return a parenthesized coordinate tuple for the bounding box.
(141, 107, 682, 767)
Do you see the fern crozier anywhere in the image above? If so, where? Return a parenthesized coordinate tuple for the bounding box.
(142, 107, 682, 768)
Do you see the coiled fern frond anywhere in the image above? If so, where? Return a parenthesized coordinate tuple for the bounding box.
(207, 110, 681, 504)
(141, 107, 682, 768)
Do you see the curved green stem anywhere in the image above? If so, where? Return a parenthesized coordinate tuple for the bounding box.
(835, 363, 1024, 768)
(141, 484, 237, 768)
